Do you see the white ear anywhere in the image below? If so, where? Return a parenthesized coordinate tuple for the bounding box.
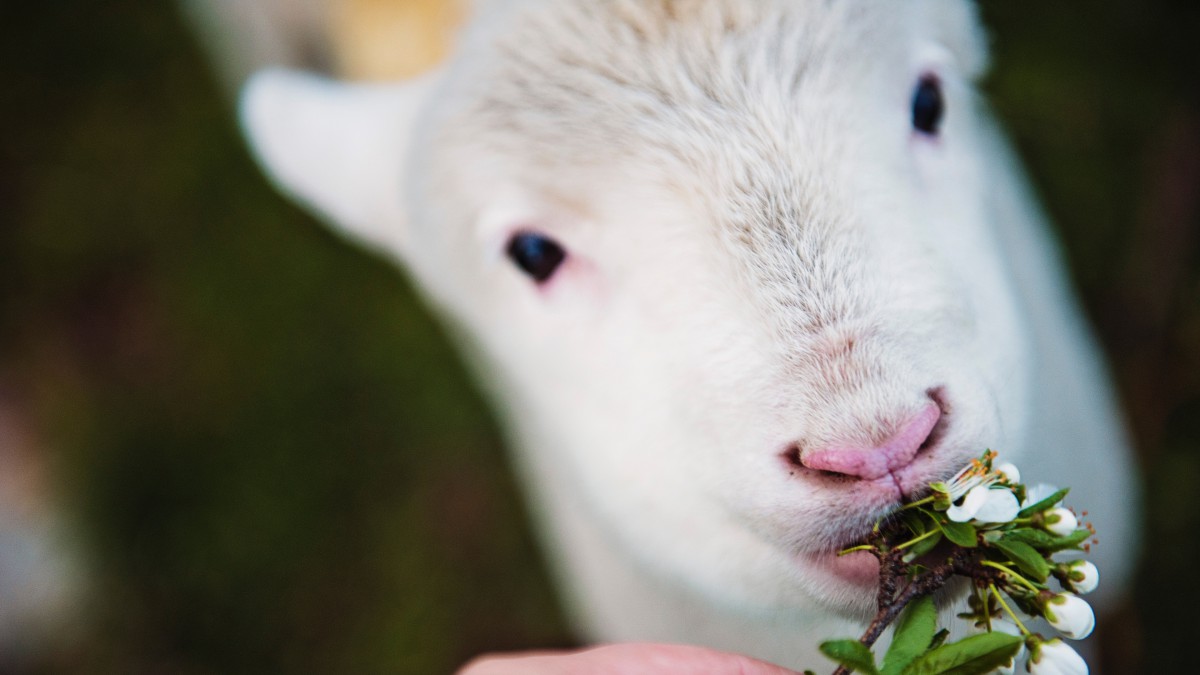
(239, 68, 441, 256)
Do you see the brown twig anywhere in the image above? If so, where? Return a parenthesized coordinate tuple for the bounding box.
(830, 544, 970, 675)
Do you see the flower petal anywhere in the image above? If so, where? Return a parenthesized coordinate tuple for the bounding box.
(1045, 594, 1095, 640)
(947, 484, 989, 522)
(973, 488, 1021, 523)
(994, 462, 1021, 484)
(1023, 483, 1059, 507)
(1030, 639, 1088, 675)
(1067, 561, 1100, 595)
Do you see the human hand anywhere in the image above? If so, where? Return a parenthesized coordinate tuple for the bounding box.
(458, 642, 799, 674)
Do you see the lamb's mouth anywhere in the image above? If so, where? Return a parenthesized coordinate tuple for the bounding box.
(802, 492, 948, 589)
(805, 524, 958, 590)
(796, 525, 884, 588)
(811, 547, 882, 587)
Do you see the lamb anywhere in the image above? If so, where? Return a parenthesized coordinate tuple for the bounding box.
(238, 0, 1139, 667)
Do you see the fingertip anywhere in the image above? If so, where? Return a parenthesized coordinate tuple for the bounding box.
(456, 643, 799, 675)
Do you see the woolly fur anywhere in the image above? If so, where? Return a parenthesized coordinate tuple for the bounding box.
(242, 1, 1138, 667)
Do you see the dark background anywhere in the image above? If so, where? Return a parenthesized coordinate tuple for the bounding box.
(1, 1, 1196, 672)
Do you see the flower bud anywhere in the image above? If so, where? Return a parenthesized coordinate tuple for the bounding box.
(1065, 560, 1099, 595)
(1029, 638, 1088, 675)
(1044, 593, 1095, 640)
(1043, 507, 1078, 536)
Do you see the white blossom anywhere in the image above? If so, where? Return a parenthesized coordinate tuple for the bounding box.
(947, 485, 1021, 523)
(1044, 593, 1095, 640)
(1065, 560, 1099, 595)
(1029, 638, 1088, 675)
(940, 456, 1021, 523)
(1022, 483, 1060, 507)
(1044, 507, 1078, 537)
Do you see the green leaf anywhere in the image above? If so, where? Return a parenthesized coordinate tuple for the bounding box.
(1045, 528, 1092, 553)
(881, 596, 938, 675)
(993, 539, 1051, 583)
(901, 632, 1023, 675)
(999, 528, 1058, 550)
(928, 629, 950, 651)
(940, 520, 978, 548)
(905, 531, 944, 560)
(902, 510, 928, 537)
(1017, 488, 1069, 518)
(1000, 527, 1091, 554)
(820, 639, 881, 675)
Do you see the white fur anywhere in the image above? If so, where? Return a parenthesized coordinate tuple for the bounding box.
(240, 0, 1139, 667)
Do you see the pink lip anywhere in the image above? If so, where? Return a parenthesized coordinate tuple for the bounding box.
(821, 549, 881, 586)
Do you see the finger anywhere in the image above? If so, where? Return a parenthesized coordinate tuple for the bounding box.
(457, 642, 800, 675)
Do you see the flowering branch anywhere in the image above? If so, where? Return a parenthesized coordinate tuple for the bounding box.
(812, 451, 1099, 675)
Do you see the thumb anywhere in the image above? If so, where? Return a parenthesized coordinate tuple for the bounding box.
(458, 642, 801, 675)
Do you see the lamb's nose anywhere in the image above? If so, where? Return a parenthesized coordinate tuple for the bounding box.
(799, 403, 942, 481)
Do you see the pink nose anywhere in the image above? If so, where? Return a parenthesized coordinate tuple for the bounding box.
(800, 404, 942, 480)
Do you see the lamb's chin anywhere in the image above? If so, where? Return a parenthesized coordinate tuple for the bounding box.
(819, 549, 881, 587)
(793, 545, 976, 622)
(796, 549, 882, 620)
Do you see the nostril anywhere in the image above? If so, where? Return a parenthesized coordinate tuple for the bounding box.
(794, 401, 944, 482)
(784, 444, 859, 481)
(920, 390, 949, 453)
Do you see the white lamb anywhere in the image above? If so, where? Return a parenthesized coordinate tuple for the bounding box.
(239, 0, 1139, 667)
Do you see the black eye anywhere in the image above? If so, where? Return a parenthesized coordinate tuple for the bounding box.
(506, 232, 566, 283)
(911, 76, 944, 136)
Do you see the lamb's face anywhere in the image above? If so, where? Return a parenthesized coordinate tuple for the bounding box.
(244, 0, 1033, 619)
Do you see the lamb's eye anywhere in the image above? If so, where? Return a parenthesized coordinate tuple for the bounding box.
(911, 76, 944, 136)
(506, 232, 566, 283)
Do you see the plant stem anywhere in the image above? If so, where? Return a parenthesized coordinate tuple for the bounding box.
(861, 563, 957, 646)
(981, 560, 1041, 593)
(899, 495, 937, 511)
(894, 528, 939, 551)
(989, 583, 1031, 635)
(838, 544, 876, 556)
(829, 551, 962, 675)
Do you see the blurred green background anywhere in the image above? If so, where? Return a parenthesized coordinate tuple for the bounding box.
(0, 1, 1196, 673)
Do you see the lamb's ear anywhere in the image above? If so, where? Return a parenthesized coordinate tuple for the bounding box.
(239, 68, 441, 257)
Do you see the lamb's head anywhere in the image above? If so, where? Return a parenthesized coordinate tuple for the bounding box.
(242, 0, 1033, 620)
